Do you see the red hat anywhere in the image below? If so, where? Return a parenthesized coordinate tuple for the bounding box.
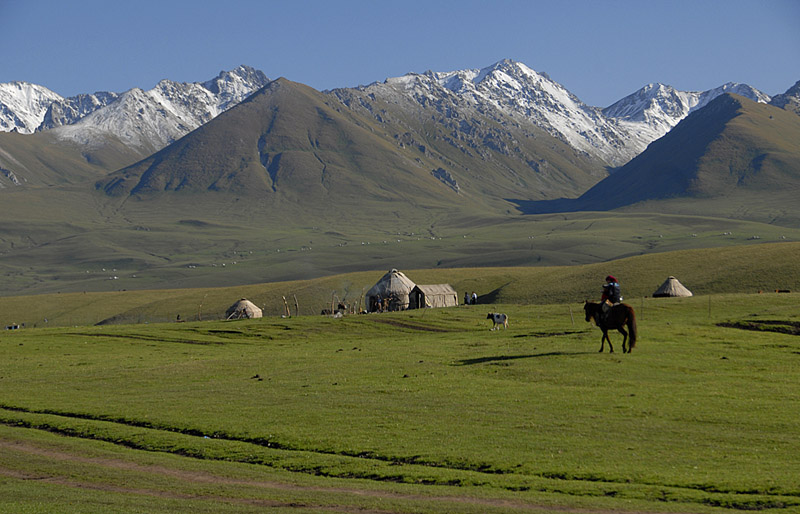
(606, 275, 617, 282)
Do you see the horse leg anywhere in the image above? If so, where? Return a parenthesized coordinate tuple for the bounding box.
(618, 327, 628, 353)
(600, 330, 613, 353)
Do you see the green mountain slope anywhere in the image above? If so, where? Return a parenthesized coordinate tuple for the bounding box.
(583, 94, 800, 203)
(99, 79, 477, 216)
(98, 78, 607, 221)
(0, 130, 144, 187)
(517, 94, 800, 223)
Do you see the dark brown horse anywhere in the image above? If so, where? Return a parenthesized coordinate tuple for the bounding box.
(583, 301, 637, 353)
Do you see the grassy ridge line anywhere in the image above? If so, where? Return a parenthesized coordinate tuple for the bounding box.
(2, 408, 796, 511)
(1, 241, 798, 328)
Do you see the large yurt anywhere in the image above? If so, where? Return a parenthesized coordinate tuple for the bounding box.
(365, 269, 416, 312)
(225, 298, 263, 319)
(653, 276, 693, 298)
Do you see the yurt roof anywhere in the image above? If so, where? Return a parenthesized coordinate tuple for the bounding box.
(367, 269, 416, 295)
(229, 298, 258, 309)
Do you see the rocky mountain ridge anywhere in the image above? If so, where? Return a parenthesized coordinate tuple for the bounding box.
(0, 81, 64, 133)
(334, 60, 773, 167)
(0, 65, 269, 152)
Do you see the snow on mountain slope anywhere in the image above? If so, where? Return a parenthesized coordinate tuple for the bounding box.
(358, 60, 773, 167)
(0, 82, 64, 133)
(1, 60, 777, 169)
(52, 65, 270, 151)
(358, 60, 636, 166)
(202, 65, 270, 111)
(603, 82, 770, 151)
(1, 66, 269, 152)
(433, 60, 637, 165)
(769, 80, 800, 114)
(38, 91, 120, 130)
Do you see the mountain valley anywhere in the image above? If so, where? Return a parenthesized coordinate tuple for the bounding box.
(0, 61, 798, 296)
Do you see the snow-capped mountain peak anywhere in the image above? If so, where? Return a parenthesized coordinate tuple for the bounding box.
(604, 81, 770, 122)
(0, 82, 64, 133)
(2, 60, 782, 172)
(696, 82, 771, 109)
(601, 80, 771, 154)
(376, 59, 637, 165)
(202, 65, 269, 110)
(355, 59, 776, 167)
(1, 66, 270, 154)
(48, 66, 270, 151)
(769, 80, 800, 113)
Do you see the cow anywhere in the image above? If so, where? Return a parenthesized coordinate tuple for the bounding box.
(487, 312, 509, 331)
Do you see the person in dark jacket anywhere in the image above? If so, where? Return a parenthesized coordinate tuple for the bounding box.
(601, 275, 622, 319)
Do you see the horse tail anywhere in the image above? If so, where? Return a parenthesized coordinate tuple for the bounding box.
(627, 307, 637, 350)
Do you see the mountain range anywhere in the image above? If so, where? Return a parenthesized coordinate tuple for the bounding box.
(0, 66, 269, 187)
(0, 60, 788, 190)
(0, 60, 798, 295)
(0, 65, 268, 136)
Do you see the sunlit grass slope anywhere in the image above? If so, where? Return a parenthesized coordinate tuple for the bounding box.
(1, 293, 799, 512)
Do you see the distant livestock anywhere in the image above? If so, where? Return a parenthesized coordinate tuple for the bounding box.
(487, 312, 509, 330)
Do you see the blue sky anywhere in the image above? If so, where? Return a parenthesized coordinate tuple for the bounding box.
(2, 0, 798, 107)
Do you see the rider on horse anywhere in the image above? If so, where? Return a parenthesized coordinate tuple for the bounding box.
(601, 275, 622, 320)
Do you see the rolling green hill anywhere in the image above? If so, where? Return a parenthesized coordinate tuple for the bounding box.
(3, 292, 800, 512)
(0, 129, 144, 187)
(1, 241, 798, 328)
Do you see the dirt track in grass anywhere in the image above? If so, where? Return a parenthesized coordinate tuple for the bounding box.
(0, 438, 672, 514)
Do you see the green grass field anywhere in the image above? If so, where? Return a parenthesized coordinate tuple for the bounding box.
(2, 291, 800, 513)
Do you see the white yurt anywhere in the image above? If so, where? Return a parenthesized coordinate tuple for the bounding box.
(653, 276, 693, 298)
(225, 298, 263, 319)
(365, 269, 416, 312)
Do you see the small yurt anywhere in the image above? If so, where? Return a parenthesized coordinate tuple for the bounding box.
(409, 284, 458, 309)
(653, 276, 693, 298)
(226, 298, 263, 319)
(365, 269, 416, 312)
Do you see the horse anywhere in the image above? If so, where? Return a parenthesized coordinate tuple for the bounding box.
(583, 301, 637, 353)
(487, 312, 509, 330)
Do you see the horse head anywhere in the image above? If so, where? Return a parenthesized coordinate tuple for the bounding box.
(583, 300, 595, 322)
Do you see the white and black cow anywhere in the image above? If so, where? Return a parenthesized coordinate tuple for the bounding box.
(487, 312, 509, 330)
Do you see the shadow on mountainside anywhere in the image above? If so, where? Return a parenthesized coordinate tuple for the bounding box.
(508, 197, 590, 215)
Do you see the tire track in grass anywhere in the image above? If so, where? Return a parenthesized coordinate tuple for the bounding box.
(2, 405, 798, 512)
(0, 439, 623, 514)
